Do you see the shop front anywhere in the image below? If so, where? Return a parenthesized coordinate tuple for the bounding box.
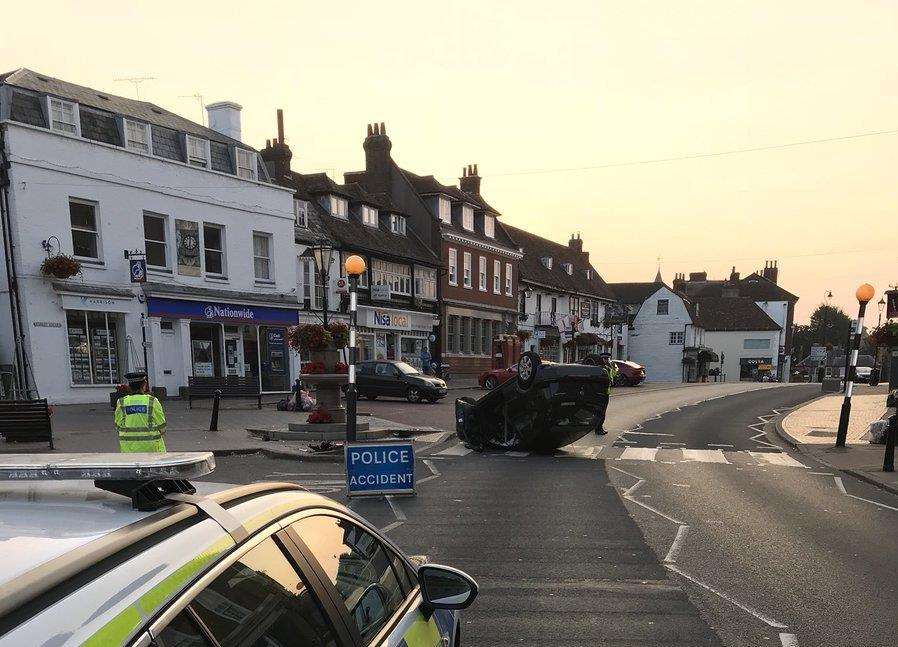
(146, 297, 299, 396)
(356, 306, 436, 371)
(740, 357, 774, 381)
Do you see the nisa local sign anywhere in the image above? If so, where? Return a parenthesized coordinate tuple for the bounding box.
(147, 297, 298, 326)
(373, 310, 410, 329)
(346, 440, 415, 497)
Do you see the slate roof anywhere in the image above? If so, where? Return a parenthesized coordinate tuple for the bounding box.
(1, 68, 252, 149)
(693, 296, 781, 332)
(501, 224, 616, 300)
(606, 282, 666, 305)
(677, 272, 798, 302)
(286, 173, 438, 265)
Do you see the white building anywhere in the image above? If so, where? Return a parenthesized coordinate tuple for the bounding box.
(607, 281, 710, 382)
(0, 69, 297, 403)
(505, 228, 618, 362)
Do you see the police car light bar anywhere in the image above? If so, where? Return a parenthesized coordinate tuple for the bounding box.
(0, 452, 215, 482)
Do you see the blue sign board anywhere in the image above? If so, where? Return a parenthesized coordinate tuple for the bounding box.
(146, 297, 298, 326)
(129, 258, 147, 283)
(345, 440, 415, 497)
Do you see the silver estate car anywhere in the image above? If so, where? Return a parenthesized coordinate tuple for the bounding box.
(0, 453, 477, 647)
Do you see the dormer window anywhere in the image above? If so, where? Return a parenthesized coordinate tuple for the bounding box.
(329, 196, 348, 218)
(541, 256, 553, 269)
(236, 149, 257, 180)
(362, 205, 379, 227)
(390, 214, 406, 235)
(562, 262, 573, 275)
(294, 199, 309, 228)
(484, 214, 495, 238)
(438, 197, 451, 224)
(462, 205, 474, 231)
(48, 97, 78, 135)
(124, 119, 150, 153)
(585, 269, 592, 280)
(186, 135, 209, 168)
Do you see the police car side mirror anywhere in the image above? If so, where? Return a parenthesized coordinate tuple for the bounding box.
(418, 564, 478, 610)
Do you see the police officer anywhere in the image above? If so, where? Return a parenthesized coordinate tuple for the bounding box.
(595, 352, 618, 435)
(114, 372, 167, 452)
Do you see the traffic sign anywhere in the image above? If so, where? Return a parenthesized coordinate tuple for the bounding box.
(345, 440, 415, 497)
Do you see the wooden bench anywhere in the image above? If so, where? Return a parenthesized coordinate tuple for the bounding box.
(0, 399, 54, 448)
(187, 376, 261, 409)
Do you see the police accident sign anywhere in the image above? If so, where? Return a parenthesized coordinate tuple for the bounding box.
(345, 440, 415, 497)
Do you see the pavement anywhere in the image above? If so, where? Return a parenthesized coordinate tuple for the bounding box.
(776, 384, 898, 494)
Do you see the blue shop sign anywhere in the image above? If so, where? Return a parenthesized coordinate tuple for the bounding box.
(146, 297, 298, 326)
(345, 440, 415, 497)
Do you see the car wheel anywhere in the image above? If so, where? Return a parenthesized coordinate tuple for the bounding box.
(406, 387, 422, 403)
(516, 351, 541, 390)
(484, 376, 498, 390)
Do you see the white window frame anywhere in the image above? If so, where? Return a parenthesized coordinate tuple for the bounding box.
(463, 252, 472, 288)
(448, 248, 458, 286)
(372, 259, 412, 295)
(124, 119, 151, 154)
(236, 149, 257, 180)
(669, 331, 685, 345)
(657, 299, 669, 315)
(563, 262, 573, 275)
(462, 205, 474, 231)
(478, 255, 487, 291)
(484, 215, 495, 238)
(362, 205, 379, 227)
(48, 97, 79, 136)
(253, 231, 273, 282)
(300, 256, 324, 309)
(542, 256, 553, 269)
(293, 199, 309, 228)
(505, 262, 513, 296)
(390, 214, 406, 235)
(330, 195, 348, 218)
(66, 310, 122, 386)
(69, 198, 101, 261)
(438, 197, 451, 224)
(493, 259, 501, 294)
(203, 222, 227, 278)
(414, 266, 437, 300)
(186, 135, 209, 168)
(143, 212, 169, 270)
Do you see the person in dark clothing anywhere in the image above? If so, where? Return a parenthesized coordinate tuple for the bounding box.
(595, 353, 617, 435)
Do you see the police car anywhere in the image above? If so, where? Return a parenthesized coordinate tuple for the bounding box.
(0, 453, 477, 646)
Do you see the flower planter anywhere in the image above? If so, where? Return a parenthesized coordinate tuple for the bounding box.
(40, 255, 82, 280)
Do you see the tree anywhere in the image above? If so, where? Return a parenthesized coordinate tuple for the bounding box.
(791, 304, 852, 361)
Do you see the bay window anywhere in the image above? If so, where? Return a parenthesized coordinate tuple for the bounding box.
(414, 267, 437, 300)
(372, 259, 411, 295)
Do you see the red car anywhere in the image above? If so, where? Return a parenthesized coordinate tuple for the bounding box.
(479, 364, 517, 390)
(611, 360, 645, 386)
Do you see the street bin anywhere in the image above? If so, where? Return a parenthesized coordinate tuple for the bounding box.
(455, 351, 610, 453)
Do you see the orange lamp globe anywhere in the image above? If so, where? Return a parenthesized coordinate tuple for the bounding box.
(344, 255, 366, 277)
(856, 283, 875, 304)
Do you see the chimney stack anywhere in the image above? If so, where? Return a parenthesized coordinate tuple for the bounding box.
(363, 121, 393, 193)
(729, 266, 740, 283)
(673, 272, 685, 292)
(259, 109, 293, 179)
(206, 101, 243, 142)
(460, 163, 481, 195)
(762, 260, 779, 284)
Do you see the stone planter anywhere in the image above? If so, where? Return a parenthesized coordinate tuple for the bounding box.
(308, 349, 341, 370)
(299, 373, 348, 423)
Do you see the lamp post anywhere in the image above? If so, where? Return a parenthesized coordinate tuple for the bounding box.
(835, 283, 875, 448)
(344, 254, 366, 443)
(311, 243, 334, 327)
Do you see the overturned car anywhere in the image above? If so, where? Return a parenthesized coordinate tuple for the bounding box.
(455, 351, 611, 453)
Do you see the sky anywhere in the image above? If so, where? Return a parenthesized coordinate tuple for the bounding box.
(2, 0, 896, 323)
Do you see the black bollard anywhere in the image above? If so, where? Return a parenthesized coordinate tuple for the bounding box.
(209, 389, 222, 432)
(883, 414, 897, 472)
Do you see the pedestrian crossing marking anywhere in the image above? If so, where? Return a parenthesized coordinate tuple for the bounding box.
(680, 449, 730, 464)
(435, 443, 473, 457)
(748, 451, 807, 468)
(619, 447, 659, 462)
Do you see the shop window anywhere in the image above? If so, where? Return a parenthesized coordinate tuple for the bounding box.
(66, 310, 122, 385)
(69, 199, 100, 260)
(414, 267, 436, 300)
(203, 223, 226, 277)
(448, 248, 458, 286)
(493, 259, 501, 294)
(190, 323, 222, 377)
(143, 212, 168, 269)
(253, 232, 272, 281)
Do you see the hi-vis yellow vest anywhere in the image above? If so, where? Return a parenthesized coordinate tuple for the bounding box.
(114, 394, 167, 453)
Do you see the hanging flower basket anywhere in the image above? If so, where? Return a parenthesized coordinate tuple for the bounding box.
(301, 361, 326, 375)
(307, 406, 333, 424)
(287, 324, 333, 353)
(40, 254, 82, 280)
(327, 322, 350, 349)
(869, 322, 898, 348)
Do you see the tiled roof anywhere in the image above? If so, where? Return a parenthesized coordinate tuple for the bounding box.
(300, 172, 356, 199)
(677, 273, 798, 302)
(1, 68, 252, 149)
(606, 282, 666, 305)
(694, 296, 781, 331)
(501, 224, 616, 300)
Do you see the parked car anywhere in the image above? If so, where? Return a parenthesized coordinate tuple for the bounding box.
(580, 355, 646, 386)
(479, 364, 517, 390)
(854, 366, 872, 383)
(357, 360, 449, 403)
(0, 453, 478, 646)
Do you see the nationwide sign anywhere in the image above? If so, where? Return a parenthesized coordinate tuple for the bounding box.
(146, 297, 298, 326)
(345, 440, 415, 497)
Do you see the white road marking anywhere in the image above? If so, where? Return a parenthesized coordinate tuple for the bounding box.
(417, 459, 442, 484)
(681, 449, 730, 464)
(415, 431, 452, 443)
(809, 471, 833, 476)
(707, 443, 734, 448)
(663, 524, 689, 563)
(834, 476, 898, 511)
(665, 564, 789, 629)
(619, 447, 659, 462)
(834, 476, 848, 494)
(385, 496, 407, 521)
(750, 452, 807, 468)
(504, 451, 530, 457)
(780, 633, 799, 647)
(380, 521, 403, 533)
(435, 443, 472, 456)
(622, 431, 676, 436)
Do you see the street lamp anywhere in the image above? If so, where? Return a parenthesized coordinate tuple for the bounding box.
(835, 283, 875, 447)
(344, 254, 366, 443)
(311, 242, 334, 326)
